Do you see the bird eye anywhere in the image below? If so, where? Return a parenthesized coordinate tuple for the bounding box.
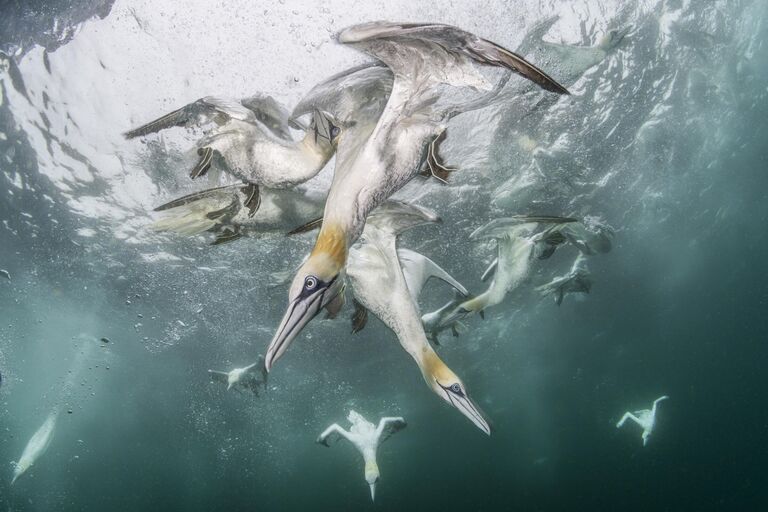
(304, 276, 318, 290)
(450, 383, 462, 394)
(330, 126, 340, 138)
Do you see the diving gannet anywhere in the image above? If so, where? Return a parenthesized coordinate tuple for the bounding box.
(151, 183, 325, 245)
(616, 395, 669, 446)
(536, 253, 592, 305)
(125, 95, 340, 214)
(317, 410, 406, 501)
(421, 292, 471, 346)
(11, 411, 57, 485)
(346, 202, 491, 434)
(448, 216, 576, 321)
(208, 356, 268, 396)
(519, 17, 630, 86)
(265, 21, 569, 371)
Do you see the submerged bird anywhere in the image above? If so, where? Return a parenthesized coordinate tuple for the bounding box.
(265, 21, 569, 371)
(421, 291, 471, 346)
(150, 183, 325, 245)
(554, 219, 613, 256)
(317, 410, 406, 501)
(445, 216, 576, 324)
(519, 17, 630, 86)
(147, 63, 396, 243)
(11, 411, 57, 485)
(346, 202, 490, 434)
(208, 356, 268, 396)
(536, 253, 592, 305)
(616, 395, 669, 446)
(125, 94, 341, 215)
(0, 269, 10, 280)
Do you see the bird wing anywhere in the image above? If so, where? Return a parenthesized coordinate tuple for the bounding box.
(124, 96, 254, 139)
(480, 258, 499, 282)
(376, 417, 407, 444)
(338, 22, 569, 96)
(152, 184, 241, 212)
(366, 201, 441, 236)
(317, 424, 351, 447)
(208, 370, 228, 383)
(291, 63, 393, 127)
(398, 248, 469, 300)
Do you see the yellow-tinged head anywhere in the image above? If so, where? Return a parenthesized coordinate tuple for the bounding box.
(264, 224, 348, 371)
(420, 349, 492, 435)
(364, 459, 380, 501)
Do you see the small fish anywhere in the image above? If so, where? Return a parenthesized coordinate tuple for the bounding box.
(0, 269, 10, 280)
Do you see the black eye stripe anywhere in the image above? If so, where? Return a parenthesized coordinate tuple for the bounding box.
(299, 274, 338, 300)
(438, 381, 465, 398)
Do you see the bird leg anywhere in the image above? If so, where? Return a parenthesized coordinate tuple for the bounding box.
(190, 146, 214, 179)
(351, 300, 369, 334)
(420, 130, 457, 184)
(211, 225, 242, 245)
(240, 183, 261, 217)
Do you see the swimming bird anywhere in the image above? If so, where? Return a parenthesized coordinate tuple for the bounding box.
(519, 17, 630, 86)
(125, 95, 341, 215)
(346, 201, 491, 434)
(150, 183, 325, 245)
(317, 410, 406, 501)
(536, 253, 592, 305)
(555, 218, 613, 256)
(441, 216, 576, 326)
(421, 291, 471, 346)
(616, 395, 669, 446)
(265, 21, 569, 371)
(11, 411, 57, 485)
(208, 356, 268, 396)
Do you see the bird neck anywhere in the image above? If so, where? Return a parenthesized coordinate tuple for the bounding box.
(298, 132, 333, 174)
(418, 345, 452, 385)
(311, 222, 348, 270)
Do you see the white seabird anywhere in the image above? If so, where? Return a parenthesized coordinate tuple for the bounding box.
(11, 411, 57, 485)
(346, 202, 490, 434)
(317, 410, 406, 501)
(265, 21, 569, 371)
(125, 94, 341, 215)
(616, 395, 669, 446)
(536, 253, 592, 305)
(150, 183, 325, 245)
(208, 356, 268, 396)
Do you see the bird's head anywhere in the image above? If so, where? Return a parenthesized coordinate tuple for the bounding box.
(364, 460, 380, 502)
(310, 109, 342, 150)
(421, 350, 491, 435)
(265, 225, 348, 371)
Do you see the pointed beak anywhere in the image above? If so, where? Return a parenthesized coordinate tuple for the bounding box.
(312, 108, 332, 144)
(265, 280, 339, 371)
(450, 393, 492, 435)
(227, 383, 233, 390)
(369, 482, 376, 502)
